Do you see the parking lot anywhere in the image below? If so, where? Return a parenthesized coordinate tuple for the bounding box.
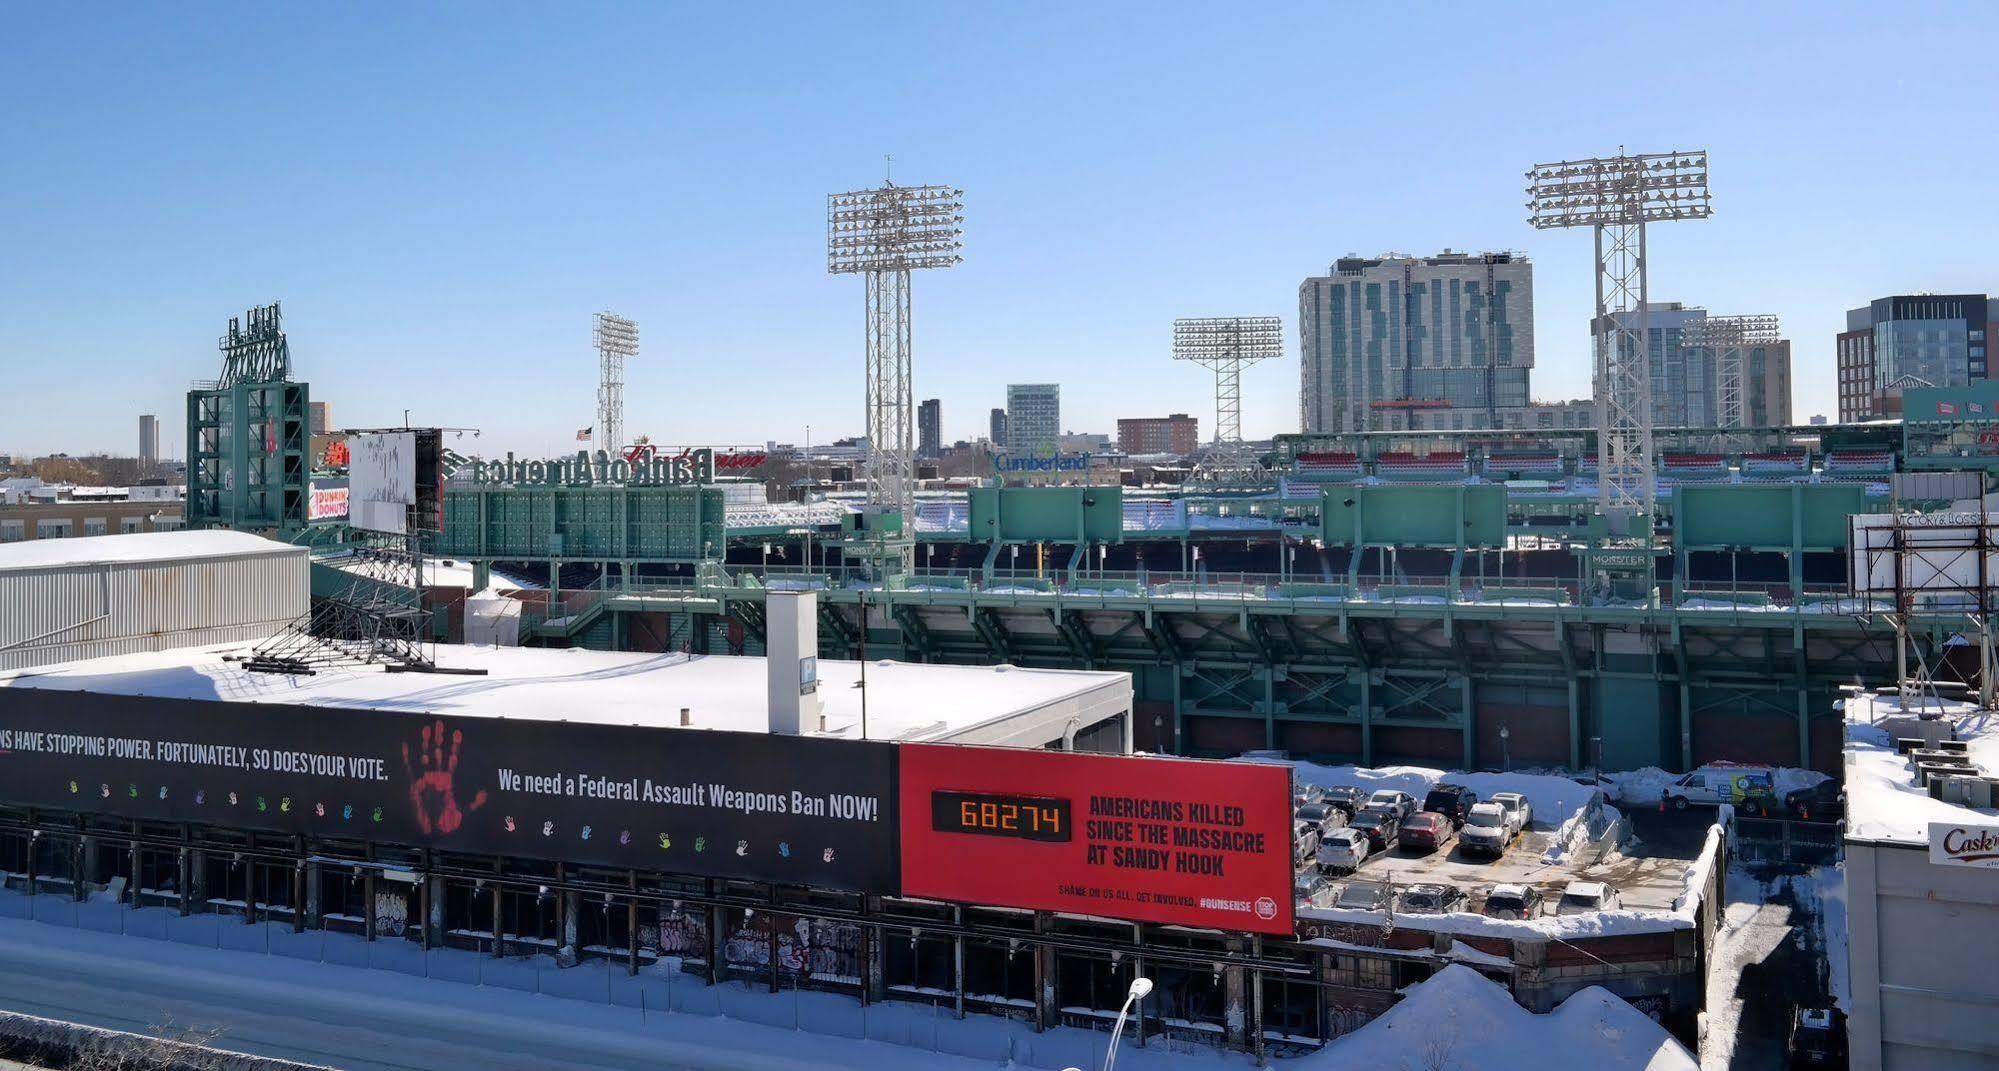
(1306, 804, 1714, 915)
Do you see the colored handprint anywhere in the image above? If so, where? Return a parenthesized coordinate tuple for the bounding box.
(370, 806, 384, 823)
(255, 796, 268, 813)
(341, 804, 353, 821)
(314, 802, 325, 817)
(657, 833, 671, 850)
(694, 836, 706, 853)
(67, 781, 77, 794)
(540, 820, 554, 837)
(618, 830, 631, 846)
(580, 825, 593, 841)
(822, 848, 836, 863)
(778, 842, 791, 859)
(401, 719, 487, 835)
(504, 816, 517, 833)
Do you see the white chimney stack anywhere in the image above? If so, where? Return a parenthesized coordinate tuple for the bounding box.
(765, 591, 822, 735)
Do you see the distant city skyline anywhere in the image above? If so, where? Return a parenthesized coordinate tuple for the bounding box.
(2, 5, 1996, 457)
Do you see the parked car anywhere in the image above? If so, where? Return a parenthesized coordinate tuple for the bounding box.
(1295, 802, 1347, 838)
(1293, 782, 1323, 808)
(1787, 1006, 1847, 1066)
(1784, 780, 1845, 822)
(1458, 802, 1517, 859)
(1366, 789, 1418, 820)
(1555, 880, 1620, 915)
(1333, 880, 1393, 911)
(1294, 870, 1335, 908)
(1662, 764, 1776, 809)
(1423, 783, 1479, 827)
(1481, 883, 1544, 920)
(1292, 821, 1321, 867)
(1320, 785, 1369, 818)
(1487, 791, 1533, 831)
(1317, 827, 1370, 873)
(1400, 811, 1455, 853)
(1349, 807, 1401, 852)
(1396, 882, 1467, 915)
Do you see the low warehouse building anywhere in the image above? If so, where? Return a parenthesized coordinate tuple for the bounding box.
(0, 530, 305, 671)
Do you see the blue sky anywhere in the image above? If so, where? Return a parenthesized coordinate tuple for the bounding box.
(2, 3, 1995, 458)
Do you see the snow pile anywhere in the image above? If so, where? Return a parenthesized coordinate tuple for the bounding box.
(1315, 965, 1696, 1071)
(1285, 760, 1601, 834)
(1544, 799, 1622, 865)
(1670, 822, 1726, 916)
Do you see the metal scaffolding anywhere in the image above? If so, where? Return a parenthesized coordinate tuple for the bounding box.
(1527, 150, 1711, 532)
(828, 180, 963, 572)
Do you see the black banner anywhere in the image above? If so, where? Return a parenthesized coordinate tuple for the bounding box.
(0, 689, 897, 893)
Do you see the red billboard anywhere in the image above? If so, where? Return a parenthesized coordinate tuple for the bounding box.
(897, 744, 1295, 935)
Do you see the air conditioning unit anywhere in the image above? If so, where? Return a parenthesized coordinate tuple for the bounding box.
(1942, 776, 1996, 809)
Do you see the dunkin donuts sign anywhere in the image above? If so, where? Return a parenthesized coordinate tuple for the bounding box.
(1929, 822, 1999, 869)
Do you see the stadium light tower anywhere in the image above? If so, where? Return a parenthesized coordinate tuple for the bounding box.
(827, 179, 964, 572)
(1173, 316, 1283, 480)
(594, 311, 639, 454)
(1682, 313, 1779, 430)
(1527, 150, 1711, 532)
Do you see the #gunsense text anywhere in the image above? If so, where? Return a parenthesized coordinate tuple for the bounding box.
(494, 769, 879, 822)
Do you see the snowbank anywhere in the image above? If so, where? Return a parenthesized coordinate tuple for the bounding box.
(1314, 965, 1696, 1071)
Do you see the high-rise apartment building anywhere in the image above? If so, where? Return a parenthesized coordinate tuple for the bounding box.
(1837, 294, 1997, 422)
(1006, 384, 1060, 452)
(989, 408, 1008, 447)
(1606, 303, 1793, 429)
(138, 415, 159, 466)
(917, 398, 942, 459)
(1299, 251, 1534, 433)
(1117, 414, 1199, 456)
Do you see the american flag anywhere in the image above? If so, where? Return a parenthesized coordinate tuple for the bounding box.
(576, 427, 593, 442)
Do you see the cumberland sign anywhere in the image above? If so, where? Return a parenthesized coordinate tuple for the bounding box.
(458, 446, 768, 488)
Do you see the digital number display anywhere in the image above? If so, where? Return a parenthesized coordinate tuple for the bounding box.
(930, 790, 1071, 843)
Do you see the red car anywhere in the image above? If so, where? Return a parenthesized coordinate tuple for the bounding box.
(1400, 811, 1454, 852)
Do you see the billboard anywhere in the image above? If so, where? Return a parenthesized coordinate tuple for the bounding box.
(1930, 822, 1999, 869)
(307, 478, 349, 523)
(349, 432, 416, 534)
(0, 689, 897, 893)
(897, 744, 1294, 935)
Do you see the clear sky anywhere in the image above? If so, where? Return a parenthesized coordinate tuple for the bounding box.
(3, 3, 1995, 459)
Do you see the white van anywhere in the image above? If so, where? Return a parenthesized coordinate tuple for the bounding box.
(1662, 765, 1776, 809)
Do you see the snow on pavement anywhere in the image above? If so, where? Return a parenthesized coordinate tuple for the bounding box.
(1319, 964, 1696, 1071)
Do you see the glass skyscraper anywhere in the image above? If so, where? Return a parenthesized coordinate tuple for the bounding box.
(1005, 384, 1060, 452)
(1838, 295, 1996, 421)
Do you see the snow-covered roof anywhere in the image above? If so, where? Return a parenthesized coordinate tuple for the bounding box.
(1317, 964, 1697, 1071)
(1843, 692, 1999, 845)
(0, 643, 1131, 748)
(0, 530, 301, 573)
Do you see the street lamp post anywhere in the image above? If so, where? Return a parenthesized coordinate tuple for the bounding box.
(1500, 725, 1512, 772)
(1064, 976, 1152, 1071)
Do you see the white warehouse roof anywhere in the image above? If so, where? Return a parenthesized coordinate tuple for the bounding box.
(0, 643, 1134, 750)
(0, 530, 301, 573)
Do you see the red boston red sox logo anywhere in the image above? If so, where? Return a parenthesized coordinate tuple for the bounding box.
(402, 720, 488, 835)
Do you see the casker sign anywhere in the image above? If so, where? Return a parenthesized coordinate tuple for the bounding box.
(897, 744, 1295, 935)
(1929, 821, 1999, 869)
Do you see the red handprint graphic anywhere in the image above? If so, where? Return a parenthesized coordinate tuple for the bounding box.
(402, 719, 487, 835)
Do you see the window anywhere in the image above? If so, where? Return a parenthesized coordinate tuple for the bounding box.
(0, 520, 22, 543)
(83, 517, 108, 536)
(35, 519, 72, 539)
(119, 516, 142, 533)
